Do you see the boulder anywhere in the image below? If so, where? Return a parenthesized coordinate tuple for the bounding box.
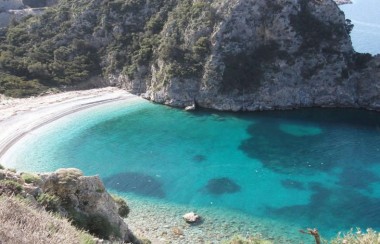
(183, 212, 200, 223)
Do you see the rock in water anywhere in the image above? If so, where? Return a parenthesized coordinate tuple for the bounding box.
(183, 212, 200, 223)
(185, 104, 196, 111)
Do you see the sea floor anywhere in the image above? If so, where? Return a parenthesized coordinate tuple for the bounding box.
(124, 194, 311, 243)
(2, 97, 380, 243)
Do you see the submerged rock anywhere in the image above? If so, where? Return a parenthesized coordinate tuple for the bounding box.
(103, 172, 165, 198)
(205, 177, 241, 195)
(183, 212, 200, 223)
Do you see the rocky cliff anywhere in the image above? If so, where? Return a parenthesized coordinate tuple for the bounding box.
(0, 167, 138, 242)
(0, 0, 378, 111)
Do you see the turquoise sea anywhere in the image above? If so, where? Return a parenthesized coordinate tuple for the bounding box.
(3, 99, 380, 241)
(1, 1, 380, 242)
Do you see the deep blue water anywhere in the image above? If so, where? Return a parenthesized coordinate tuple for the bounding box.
(4, 100, 380, 240)
(340, 0, 380, 54)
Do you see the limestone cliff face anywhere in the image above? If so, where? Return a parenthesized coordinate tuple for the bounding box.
(107, 0, 377, 111)
(0, 0, 379, 111)
(139, 0, 357, 111)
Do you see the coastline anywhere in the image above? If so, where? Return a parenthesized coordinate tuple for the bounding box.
(0, 87, 311, 243)
(0, 87, 139, 162)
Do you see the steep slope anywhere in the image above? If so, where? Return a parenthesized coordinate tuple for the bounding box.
(0, 0, 378, 111)
(0, 167, 138, 242)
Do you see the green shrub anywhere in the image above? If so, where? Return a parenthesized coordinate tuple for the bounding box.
(79, 234, 96, 244)
(353, 52, 372, 70)
(0, 179, 23, 195)
(0, 73, 46, 98)
(21, 172, 41, 184)
(68, 208, 120, 240)
(56, 168, 83, 185)
(0, 164, 4, 170)
(37, 193, 61, 212)
(112, 194, 130, 218)
(87, 214, 120, 240)
(290, 0, 346, 50)
(221, 42, 281, 94)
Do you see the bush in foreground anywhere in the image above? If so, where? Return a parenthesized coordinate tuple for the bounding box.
(330, 228, 380, 244)
(0, 196, 95, 244)
(21, 172, 41, 184)
(0, 179, 24, 195)
(112, 194, 130, 218)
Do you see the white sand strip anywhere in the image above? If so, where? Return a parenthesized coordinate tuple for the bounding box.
(0, 87, 141, 162)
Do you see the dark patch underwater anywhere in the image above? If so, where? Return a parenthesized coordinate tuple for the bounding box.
(103, 172, 165, 198)
(204, 177, 241, 195)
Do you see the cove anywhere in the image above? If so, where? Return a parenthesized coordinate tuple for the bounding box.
(3, 100, 380, 241)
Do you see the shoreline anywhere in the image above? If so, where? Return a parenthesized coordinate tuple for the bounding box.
(0, 87, 139, 162)
(0, 87, 311, 243)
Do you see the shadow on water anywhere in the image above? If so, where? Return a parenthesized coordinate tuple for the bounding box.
(203, 177, 241, 195)
(239, 113, 380, 174)
(338, 167, 380, 191)
(267, 182, 380, 232)
(103, 172, 165, 198)
(239, 122, 335, 174)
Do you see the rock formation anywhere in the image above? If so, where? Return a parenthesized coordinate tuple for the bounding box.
(0, 0, 379, 112)
(0, 167, 137, 242)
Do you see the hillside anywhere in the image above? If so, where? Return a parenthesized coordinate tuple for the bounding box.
(0, 167, 143, 243)
(0, 196, 95, 244)
(0, 0, 379, 111)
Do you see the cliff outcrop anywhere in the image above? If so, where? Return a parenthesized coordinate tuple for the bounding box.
(0, 0, 378, 111)
(0, 167, 137, 242)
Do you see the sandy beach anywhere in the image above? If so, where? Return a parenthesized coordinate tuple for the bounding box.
(0, 87, 140, 162)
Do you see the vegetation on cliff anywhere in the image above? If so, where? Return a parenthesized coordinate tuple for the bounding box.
(0, 0, 211, 96)
(0, 196, 95, 244)
(1, 0, 376, 112)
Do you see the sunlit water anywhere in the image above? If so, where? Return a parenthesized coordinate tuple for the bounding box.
(340, 0, 380, 54)
(3, 99, 380, 240)
(1, 2, 380, 241)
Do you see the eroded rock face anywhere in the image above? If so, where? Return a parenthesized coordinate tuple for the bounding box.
(140, 0, 358, 111)
(1, 0, 378, 112)
(120, 0, 377, 111)
(0, 168, 135, 243)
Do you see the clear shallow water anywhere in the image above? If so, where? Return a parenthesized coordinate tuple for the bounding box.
(340, 0, 380, 54)
(4, 100, 380, 240)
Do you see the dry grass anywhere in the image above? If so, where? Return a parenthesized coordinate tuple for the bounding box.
(331, 228, 380, 244)
(0, 196, 95, 244)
